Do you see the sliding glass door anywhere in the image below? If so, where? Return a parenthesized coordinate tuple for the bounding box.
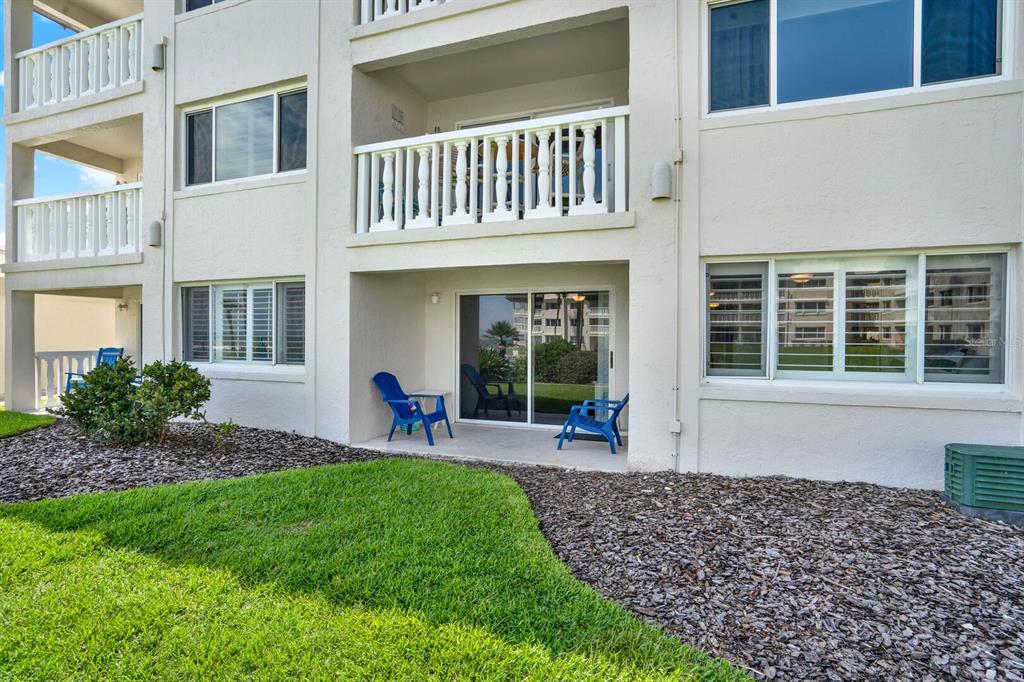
(459, 290, 612, 426)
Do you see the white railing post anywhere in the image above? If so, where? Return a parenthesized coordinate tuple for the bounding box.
(356, 153, 369, 233)
(614, 115, 627, 213)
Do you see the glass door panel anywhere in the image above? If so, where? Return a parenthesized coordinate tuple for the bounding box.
(458, 294, 528, 422)
(531, 291, 611, 425)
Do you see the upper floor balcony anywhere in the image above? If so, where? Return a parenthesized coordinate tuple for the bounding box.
(12, 2, 143, 117)
(350, 12, 630, 243)
(6, 112, 144, 270)
(14, 183, 143, 264)
(354, 106, 629, 236)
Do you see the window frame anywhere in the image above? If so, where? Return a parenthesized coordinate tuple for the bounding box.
(702, 248, 1012, 388)
(181, 83, 308, 188)
(702, 0, 1014, 117)
(181, 279, 305, 367)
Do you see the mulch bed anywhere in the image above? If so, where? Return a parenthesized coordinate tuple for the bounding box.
(2, 420, 1022, 681)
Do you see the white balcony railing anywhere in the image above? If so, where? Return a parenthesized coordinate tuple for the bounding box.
(34, 350, 97, 409)
(16, 14, 143, 113)
(359, 0, 446, 24)
(354, 106, 628, 234)
(14, 184, 142, 263)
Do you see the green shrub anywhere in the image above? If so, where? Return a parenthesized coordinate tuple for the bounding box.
(553, 349, 598, 384)
(54, 359, 211, 446)
(532, 339, 576, 382)
(214, 419, 239, 451)
(137, 360, 212, 444)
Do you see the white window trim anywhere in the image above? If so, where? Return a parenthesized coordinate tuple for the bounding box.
(181, 82, 308, 189)
(182, 278, 305, 367)
(702, 248, 1014, 391)
(702, 0, 1016, 118)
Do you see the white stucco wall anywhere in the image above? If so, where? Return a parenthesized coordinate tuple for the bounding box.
(4, 0, 1021, 489)
(676, 1, 1024, 489)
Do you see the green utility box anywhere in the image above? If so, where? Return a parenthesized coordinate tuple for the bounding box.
(945, 443, 1024, 525)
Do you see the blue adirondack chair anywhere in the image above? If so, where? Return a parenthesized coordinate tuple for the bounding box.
(65, 347, 124, 393)
(557, 394, 629, 454)
(372, 371, 453, 446)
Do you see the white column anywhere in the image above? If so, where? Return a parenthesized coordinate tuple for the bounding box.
(6, 291, 36, 412)
(444, 140, 476, 226)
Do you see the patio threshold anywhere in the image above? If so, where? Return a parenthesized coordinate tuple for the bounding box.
(355, 422, 627, 473)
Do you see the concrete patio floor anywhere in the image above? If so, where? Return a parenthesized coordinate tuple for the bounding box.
(356, 422, 627, 472)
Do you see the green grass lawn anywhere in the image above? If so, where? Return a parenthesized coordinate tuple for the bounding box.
(0, 459, 746, 680)
(0, 410, 55, 438)
(512, 382, 598, 416)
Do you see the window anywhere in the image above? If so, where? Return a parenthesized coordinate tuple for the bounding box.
(705, 252, 1007, 384)
(777, 271, 834, 372)
(182, 281, 305, 365)
(706, 262, 768, 376)
(707, 0, 1004, 112)
(924, 253, 1005, 383)
(186, 111, 212, 186)
(922, 0, 1000, 84)
(185, 0, 226, 12)
(277, 282, 306, 365)
(278, 90, 308, 173)
(709, 0, 770, 111)
(185, 87, 307, 186)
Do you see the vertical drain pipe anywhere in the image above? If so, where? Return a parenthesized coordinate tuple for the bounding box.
(671, 1, 684, 470)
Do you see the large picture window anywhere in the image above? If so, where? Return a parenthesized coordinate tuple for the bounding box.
(705, 252, 1006, 384)
(707, 0, 1004, 112)
(185, 87, 307, 186)
(182, 281, 305, 365)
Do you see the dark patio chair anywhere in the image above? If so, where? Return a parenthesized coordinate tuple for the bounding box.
(461, 363, 523, 419)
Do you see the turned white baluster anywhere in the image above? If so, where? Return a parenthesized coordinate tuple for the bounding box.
(569, 122, 607, 216)
(443, 140, 474, 226)
(406, 147, 435, 229)
(381, 152, 395, 222)
(581, 123, 597, 207)
(417, 149, 430, 218)
(493, 136, 508, 213)
(525, 129, 559, 219)
(455, 141, 468, 215)
(537, 130, 551, 209)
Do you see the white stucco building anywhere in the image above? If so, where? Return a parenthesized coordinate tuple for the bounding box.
(4, 0, 1022, 489)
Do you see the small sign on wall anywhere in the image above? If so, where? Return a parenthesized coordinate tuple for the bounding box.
(391, 105, 405, 133)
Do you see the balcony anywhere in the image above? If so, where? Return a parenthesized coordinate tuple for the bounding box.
(15, 14, 143, 114)
(14, 184, 142, 264)
(354, 106, 629, 236)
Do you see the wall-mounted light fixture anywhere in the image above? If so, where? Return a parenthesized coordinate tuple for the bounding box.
(148, 220, 163, 247)
(151, 38, 166, 71)
(429, 292, 441, 305)
(651, 161, 672, 200)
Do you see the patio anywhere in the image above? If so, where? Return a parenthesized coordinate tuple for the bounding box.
(356, 422, 627, 473)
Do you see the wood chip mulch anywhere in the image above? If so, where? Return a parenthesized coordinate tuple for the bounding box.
(1, 420, 1022, 681)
